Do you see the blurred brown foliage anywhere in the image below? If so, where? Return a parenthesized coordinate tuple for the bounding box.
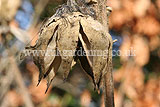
(107, 0, 160, 107)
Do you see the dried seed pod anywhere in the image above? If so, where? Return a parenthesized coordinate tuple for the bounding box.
(45, 55, 62, 92)
(43, 30, 58, 90)
(21, 11, 112, 93)
(57, 14, 80, 80)
(77, 34, 95, 85)
(43, 30, 57, 75)
(27, 17, 61, 85)
(80, 16, 110, 90)
(45, 69, 55, 93)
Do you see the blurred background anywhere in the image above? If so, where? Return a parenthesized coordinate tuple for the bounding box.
(0, 0, 160, 107)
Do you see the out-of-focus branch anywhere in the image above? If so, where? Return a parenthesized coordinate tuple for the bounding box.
(29, 0, 50, 30)
(10, 57, 34, 107)
(0, 56, 34, 107)
(0, 26, 30, 44)
(10, 26, 30, 44)
(0, 60, 14, 103)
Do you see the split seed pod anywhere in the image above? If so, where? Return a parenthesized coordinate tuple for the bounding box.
(21, 12, 111, 93)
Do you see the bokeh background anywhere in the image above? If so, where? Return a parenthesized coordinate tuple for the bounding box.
(0, 0, 160, 107)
